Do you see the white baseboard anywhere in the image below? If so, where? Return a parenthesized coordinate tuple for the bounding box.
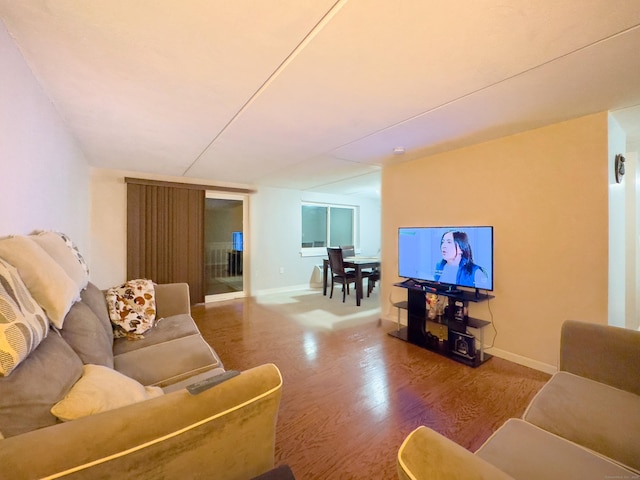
(381, 313, 557, 375)
(254, 284, 319, 297)
(484, 347, 557, 375)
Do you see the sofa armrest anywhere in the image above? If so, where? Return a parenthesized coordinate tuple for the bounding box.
(0, 363, 282, 480)
(154, 282, 191, 317)
(560, 320, 640, 395)
(397, 426, 513, 480)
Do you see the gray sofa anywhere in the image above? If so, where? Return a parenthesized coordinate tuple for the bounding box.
(0, 237, 282, 480)
(397, 320, 640, 479)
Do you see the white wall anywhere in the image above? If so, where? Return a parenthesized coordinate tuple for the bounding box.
(250, 186, 381, 294)
(89, 169, 381, 293)
(624, 151, 638, 330)
(632, 151, 640, 330)
(608, 115, 627, 328)
(0, 20, 89, 249)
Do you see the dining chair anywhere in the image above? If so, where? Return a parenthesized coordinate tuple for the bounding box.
(326, 247, 358, 302)
(342, 245, 378, 296)
(341, 245, 355, 258)
(367, 268, 380, 297)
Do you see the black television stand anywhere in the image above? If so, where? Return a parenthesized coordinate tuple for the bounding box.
(403, 279, 465, 296)
(390, 281, 494, 367)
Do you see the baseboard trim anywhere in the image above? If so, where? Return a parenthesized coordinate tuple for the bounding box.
(381, 314, 557, 375)
(484, 347, 557, 375)
(254, 284, 318, 297)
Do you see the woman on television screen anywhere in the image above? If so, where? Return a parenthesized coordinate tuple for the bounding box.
(434, 231, 489, 288)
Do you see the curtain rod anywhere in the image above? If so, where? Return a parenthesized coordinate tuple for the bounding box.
(124, 177, 256, 194)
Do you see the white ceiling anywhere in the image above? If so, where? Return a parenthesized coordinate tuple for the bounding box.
(1, 1, 639, 199)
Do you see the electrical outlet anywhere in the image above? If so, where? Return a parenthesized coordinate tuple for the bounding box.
(279, 267, 285, 274)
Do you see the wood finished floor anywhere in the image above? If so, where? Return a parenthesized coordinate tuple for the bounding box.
(192, 293, 550, 480)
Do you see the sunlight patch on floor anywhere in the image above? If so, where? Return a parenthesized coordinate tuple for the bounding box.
(256, 289, 381, 331)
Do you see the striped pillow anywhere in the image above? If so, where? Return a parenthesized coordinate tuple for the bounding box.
(0, 258, 49, 376)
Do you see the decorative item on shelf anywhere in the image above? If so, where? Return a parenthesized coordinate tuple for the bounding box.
(426, 293, 438, 319)
(615, 154, 626, 183)
(450, 331, 476, 360)
(452, 299, 466, 321)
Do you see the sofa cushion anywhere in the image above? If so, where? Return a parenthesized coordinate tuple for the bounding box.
(0, 258, 49, 376)
(523, 371, 640, 472)
(51, 364, 163, 422)
(0, 333, 83, 437)
(59, 302, 114, 368)
(30, 232, 89, 293)
(81, 282, 113, 340)
(0, 236, 78, 328)
(114, 334, 222, 387)
(112, 314, 200, 356)
(476, 419, 634, 479)
(106, 279, 156, 337)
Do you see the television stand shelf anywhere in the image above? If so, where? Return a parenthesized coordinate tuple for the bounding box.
(389, 282, 494, 368)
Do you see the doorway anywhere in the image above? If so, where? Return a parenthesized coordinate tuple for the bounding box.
(204, 192, 247, 302)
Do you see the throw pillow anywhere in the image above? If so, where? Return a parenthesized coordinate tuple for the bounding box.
(0, 236, 79, 329)
(50, 364, 163, 421)
(0, 258, 49, 376)
(30, 231, 89, 292)
(106, 279, 157, 337)
(59, 302, 114, 368)
(80, 282, 114, 340)
(54, 232, 90, 278)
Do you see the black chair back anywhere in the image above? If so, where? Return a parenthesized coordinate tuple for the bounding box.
(327, 247, 347, 276)
(341, 245, 355, 258)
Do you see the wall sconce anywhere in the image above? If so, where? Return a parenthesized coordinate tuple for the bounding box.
(615, 154, 626, 183)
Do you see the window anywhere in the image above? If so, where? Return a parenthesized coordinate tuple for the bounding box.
(301, 203, 356, 255)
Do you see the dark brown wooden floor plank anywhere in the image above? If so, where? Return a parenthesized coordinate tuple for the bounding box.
(192, 292, 550, 479)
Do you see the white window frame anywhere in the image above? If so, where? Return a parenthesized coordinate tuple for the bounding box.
(301, 202, 358, 257)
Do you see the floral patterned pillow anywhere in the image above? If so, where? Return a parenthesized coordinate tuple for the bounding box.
(106, 279, 156, 338)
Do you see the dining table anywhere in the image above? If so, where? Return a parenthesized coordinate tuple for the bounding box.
(322, 255, 380, 306)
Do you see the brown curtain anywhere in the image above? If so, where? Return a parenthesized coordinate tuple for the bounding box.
(126, 181, 205, 304)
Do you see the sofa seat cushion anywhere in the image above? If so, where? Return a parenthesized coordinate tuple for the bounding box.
(476, 419, 634, 479)
(0, 333, 83, 437)
(523, 371, 640, 472)
(59, 302, 114, 368)
(112, 314, 201, 356)
(114, 334, 222, 388)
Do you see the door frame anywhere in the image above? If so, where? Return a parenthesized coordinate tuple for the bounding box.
(204, 191, 249, 303)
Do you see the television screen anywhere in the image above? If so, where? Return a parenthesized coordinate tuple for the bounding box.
(398, 226, 493, 291)
(232, 231, 243, 252)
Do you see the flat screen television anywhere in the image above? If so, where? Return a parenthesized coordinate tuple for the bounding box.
(398, 226, 493, 291)
(232, 231, 243, 252)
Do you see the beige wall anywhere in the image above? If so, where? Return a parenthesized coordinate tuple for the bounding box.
(380, 113, 609, 371)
